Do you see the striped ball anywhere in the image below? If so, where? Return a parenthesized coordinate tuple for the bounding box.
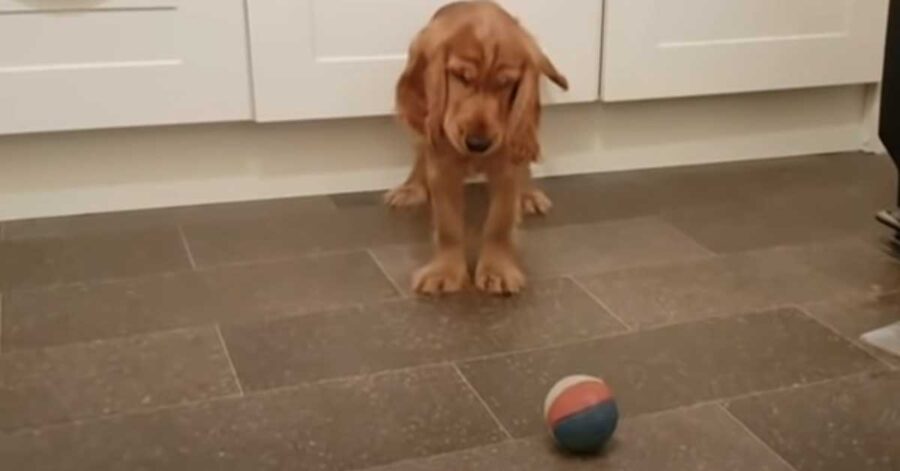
(543, 375, 618, 453)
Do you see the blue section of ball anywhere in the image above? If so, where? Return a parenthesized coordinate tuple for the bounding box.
(552, 400, 619, 454)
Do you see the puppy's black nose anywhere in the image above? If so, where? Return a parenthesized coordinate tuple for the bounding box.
(465, 135, 493, 154)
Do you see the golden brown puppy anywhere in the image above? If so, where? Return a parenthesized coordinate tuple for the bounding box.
(386, 1, 567, 295)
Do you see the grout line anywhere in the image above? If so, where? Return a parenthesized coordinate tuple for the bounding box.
(192, 246, 381, 272)
(348, 439, 520, 471)
(791, 303, 899, 370)
(568, 275, 633, 332)
(715, 369, 878, 408)
(455, 304, 799, 367)
(355, 368, 888, 471)
(3, 391, 244, 437)
(176, 225, 198, 270)
(366, 248, 407, 298)
(215, 324, 245, 396)
(4, 348, 882, 438)
(2, 361, 452, 437)
(2, 324, 222, 356)
(717, 404, 801, 471)
(6, 246, 377, 295)
(451, 363, 514, 440)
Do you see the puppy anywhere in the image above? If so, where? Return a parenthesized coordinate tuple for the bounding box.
(386, 1, 568, 295)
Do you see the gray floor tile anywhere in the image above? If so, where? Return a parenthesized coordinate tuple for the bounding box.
(642, 152, 893, 214)
(0, 226, 191, 290)
(2, 209, 177, 241)
(804, 292, 900, 367)
(783, 240, 900, 294)
(579, 240, 899, 329)
(2, 272, 216, 352)
(522, 172, 660, 229)
(0, 327, 239, 432)
(727, 371, 900, 471)
(458, 308, 883, 437)
(521, 218, 711, 277)
(330, 190, 386, 209)
(369, 405, 792, 471)
(2, 251, 397, 351)
(662, 182, 892, 254)
(171, 195, 337, 224)
(2, 196, 336, 241)
(205, 250, 399, 317)
(0, 365, 506, 471)
(369, 243, 434, 294)
(182, 206, 430, 267)
(221, 278, 624, 391)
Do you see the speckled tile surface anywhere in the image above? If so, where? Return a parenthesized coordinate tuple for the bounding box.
(0, 226, 191, 290)
(457, 309, 884, 437)
(0, 327, 239, 431)
(0, 152, 898, 470)
(577, 240, 899, 329)
(727, 371, 900, 471)
(1, 251, 398, 351)
(0, 366, 505, 471)
(220, 278, 625, 391)
(181, 206, 430, 267)
(804, 292, 900, 368)
(369, 405, 793, 471)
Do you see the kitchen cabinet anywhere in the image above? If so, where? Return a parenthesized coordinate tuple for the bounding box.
(602, 0, 891, 101)
(246, 0, 603, 121)
(0, 0, 252, 135)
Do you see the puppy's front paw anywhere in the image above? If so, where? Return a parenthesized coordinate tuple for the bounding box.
(476, 250, 525, 295)
(413, 258, 469, 295)
(384, 184, 428, 208)
(521, 188, 552, 216)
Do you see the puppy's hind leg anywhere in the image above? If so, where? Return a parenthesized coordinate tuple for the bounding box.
(520, 165, 552, 216)
(385, 144, 429, 208)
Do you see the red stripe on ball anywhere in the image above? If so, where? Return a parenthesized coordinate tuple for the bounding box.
(547, 380, 614, 427)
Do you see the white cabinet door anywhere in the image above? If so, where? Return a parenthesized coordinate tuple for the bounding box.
(247, 0, 602, 121)
(0, 0, 251, 135)
(602, 0, 890, 101)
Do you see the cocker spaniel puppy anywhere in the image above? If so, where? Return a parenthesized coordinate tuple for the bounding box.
(386, 1, 568, 295)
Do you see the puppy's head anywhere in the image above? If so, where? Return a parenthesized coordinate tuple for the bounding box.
(396, 2, 568, 162)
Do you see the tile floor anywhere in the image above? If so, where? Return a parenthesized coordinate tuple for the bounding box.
(1, 152, 899, 471)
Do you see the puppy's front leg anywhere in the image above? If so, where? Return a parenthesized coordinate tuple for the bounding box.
(477, 162, 526, 295)
(413, 153, 469, 294)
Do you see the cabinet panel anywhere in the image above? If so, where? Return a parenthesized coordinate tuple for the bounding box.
(247, 0, 602, 121)
(0, 0, 251, 135)
(602, 0, 890, 101)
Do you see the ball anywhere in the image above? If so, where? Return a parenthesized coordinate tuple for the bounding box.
(543, 375, 619, 454)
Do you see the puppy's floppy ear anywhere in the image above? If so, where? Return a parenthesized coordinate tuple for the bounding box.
(396, 30, 448, 143)
(506, 31, 568, 163)
(534, 52, 568, 91)
(422, 47, 448, 145)
(396, 38, 429, 135)
(521, 31, 569, 91)
(506, 67, 541, 164)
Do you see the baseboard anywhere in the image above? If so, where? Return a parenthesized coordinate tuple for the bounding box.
(0, 85, 871, 221)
